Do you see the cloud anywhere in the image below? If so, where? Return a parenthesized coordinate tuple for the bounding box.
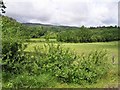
(4, 0, 119, 27)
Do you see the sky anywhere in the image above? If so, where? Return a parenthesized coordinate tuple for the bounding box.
(3, 0, 119, 27)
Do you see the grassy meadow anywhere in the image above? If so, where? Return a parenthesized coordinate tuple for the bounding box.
(26, 39, 118, 62)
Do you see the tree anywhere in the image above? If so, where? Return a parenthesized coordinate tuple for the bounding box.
(0, 0, 6, 14)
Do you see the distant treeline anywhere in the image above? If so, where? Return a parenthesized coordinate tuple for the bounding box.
(2, 16, 119, 43)
(23, 24, 119, 43)
(57, 26, 119, 43)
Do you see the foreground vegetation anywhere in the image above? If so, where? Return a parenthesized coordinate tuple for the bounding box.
(3, 41, 118, 88)
(1, 16, 119, 88)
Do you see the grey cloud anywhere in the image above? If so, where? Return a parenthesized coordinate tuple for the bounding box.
(5, 1, 52, 23)
(4, 0, 119, 27)
(102, 18, 117, 25)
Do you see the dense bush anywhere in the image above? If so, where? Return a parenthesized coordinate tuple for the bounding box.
(2, 36, 27, 74)
(28, 44, 110, 84)
(70, 50, 109, 84)
(2, 16, 27, 74)
(33, 44, 77, 80)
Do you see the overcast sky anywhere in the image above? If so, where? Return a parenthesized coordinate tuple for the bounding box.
(4, 0, 119, 27)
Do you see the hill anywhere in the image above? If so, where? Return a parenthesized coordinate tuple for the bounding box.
(1, 16, 119, 42)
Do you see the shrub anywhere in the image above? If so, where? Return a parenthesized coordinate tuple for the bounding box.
(2, 16, 27, 74)
(33, 43, 77, 79)
(70, 50, 109, 84)
(2, 36, 27, 74)
(33, 43, 109, 84)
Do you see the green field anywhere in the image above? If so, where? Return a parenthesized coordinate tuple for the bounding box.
(25, 40, 118, 61)
(24, 39, 118, 88)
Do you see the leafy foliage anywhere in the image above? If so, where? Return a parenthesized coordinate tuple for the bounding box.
(57, 27, 119, 43)
(32, 44, 109, 84)
(2, 16, 27, 74)
(70, 50, 109, 84)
